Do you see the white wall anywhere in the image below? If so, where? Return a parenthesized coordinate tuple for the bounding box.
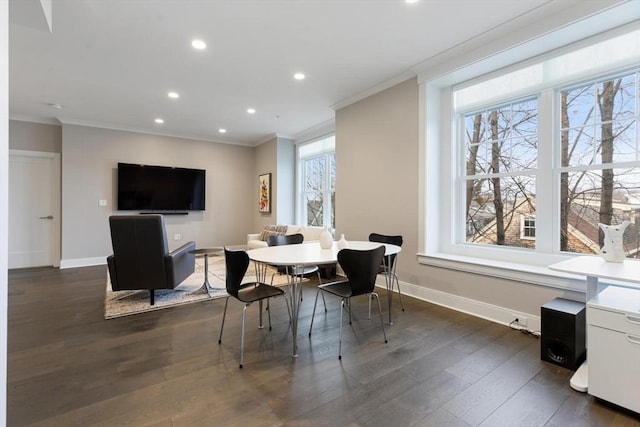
(61, 124, 255, 267)
(0, 0, 8, 423)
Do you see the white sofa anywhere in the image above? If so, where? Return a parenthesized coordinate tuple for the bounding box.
(247, 224, 327, 250)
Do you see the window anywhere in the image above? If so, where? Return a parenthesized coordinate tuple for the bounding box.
(521, 215, 536, 240)
(465, 98, 538, 249)
(297, 135, 335, 229)
(420, 20, 640, 287)
(559, 73, 640, 256)
(459, 44, 639, 260)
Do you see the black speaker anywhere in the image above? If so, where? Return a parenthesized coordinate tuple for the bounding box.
(541, 298, 586, 370)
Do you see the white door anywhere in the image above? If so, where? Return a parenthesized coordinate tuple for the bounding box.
(9, 150, 60, 268)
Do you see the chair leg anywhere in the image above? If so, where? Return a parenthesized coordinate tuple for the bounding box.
(308, 289, 321, 336)
(240, 304, 248, 369)
(218, 297, 229, 344)
(267, 298, 272, 331)
(368, 294, 372, 319)
(339, 298, 345, 360)
(149, 289, 155, 306)
(372, 292, 388, 344)
(258, 300, 264, 329)
(316, 271, 327, 312)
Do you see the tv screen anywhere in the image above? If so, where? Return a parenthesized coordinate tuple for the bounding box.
(117, 162, 206, 211)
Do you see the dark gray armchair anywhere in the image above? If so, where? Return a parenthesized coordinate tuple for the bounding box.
(107, 214, 196, 305)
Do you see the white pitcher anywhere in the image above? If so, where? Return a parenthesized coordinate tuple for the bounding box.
(599, 220, 630, 263)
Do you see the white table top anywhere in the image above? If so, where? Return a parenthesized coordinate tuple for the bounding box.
(549, 256, 640, 286)
(248, 241, 401, 266)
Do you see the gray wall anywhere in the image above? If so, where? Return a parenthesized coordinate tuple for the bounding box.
(335, 77, 580, 319)
(61, 124, 255, 265)
(254, 137, 277, 232)
(9, 120, 61, 152)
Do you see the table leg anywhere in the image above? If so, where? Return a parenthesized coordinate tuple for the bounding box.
(196, 254, 211, 294)
(288, 266, 303, 358)
(385, 255, 394, 325)
(569, 275, 601, 393)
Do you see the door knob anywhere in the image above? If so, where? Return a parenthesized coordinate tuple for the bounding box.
(39, 215, 54, 219)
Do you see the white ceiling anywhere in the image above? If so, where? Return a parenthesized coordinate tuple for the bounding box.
(8, 0, 605, 146)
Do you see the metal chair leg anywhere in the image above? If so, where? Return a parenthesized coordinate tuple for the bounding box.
(339, 298, 345, 360)
(372, 292, 388, 343)
(218, 297, 229, 344)
(240, 304, 248, 369)
(316, 271, 327, 312)
(308, 288, 321, 336)
(267, 299, 272, 331)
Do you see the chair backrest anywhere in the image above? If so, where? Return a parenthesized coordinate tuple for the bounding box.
(266, 233, 304, 246)
(109, 215, 170, 288)
(369, 233, 402, 266)
(338, 246, 385, 297)
(224, 248, 250, 298)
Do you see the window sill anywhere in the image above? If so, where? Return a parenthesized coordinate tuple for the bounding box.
(417, 252, 588, 293)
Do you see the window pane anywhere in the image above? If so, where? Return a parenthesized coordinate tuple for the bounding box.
(466, 98, 538, 176)
(561, 167, 640, 257)
(561, 73, 639, 167)
(331, 191, 335, 229)
(329, 153, 336, 190)
(305, 157, 325, 192)
(466, 176, 536, 248)
(305, 193, 324, 227)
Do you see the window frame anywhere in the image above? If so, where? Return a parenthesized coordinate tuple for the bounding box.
(295, 134, 336, 229)
(417, 16, 640, 291)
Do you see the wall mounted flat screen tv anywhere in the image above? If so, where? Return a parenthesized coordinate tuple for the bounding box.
(117, 162, 206, 211)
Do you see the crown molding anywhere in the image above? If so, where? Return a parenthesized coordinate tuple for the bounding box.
(330, 70, 416, 111)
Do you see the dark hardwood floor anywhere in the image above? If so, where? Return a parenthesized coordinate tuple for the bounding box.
(7, 266, 640, 426)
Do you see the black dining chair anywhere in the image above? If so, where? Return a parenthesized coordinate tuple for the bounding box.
(369, 233, 405, 312)
(266, 233, 326, 317)
(308, 246, 387, 360)
(218, 248, 285, 368)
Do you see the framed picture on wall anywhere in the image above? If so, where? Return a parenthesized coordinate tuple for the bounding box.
(258, 173, 271, 213)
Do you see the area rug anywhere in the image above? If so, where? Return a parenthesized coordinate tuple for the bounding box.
(104, 255, 291, 319)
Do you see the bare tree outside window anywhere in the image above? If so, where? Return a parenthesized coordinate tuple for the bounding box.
(560, 71, 640, 258)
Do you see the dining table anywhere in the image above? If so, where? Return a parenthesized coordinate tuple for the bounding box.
(247, 240, 401, 358)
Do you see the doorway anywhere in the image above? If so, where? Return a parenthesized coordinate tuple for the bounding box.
(9, 150, 60, 268)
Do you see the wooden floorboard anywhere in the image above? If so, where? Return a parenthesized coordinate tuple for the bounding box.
(7, 266, 640, 426)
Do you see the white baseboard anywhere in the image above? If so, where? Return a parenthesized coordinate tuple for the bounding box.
(375, 278, 541, 333)
(60, 257, 107, 269)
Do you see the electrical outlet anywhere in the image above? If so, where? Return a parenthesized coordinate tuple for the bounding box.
(512, 315, 529, 328)
(174, 234, 181, 241)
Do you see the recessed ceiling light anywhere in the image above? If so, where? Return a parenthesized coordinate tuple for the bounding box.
(406, 0, 419, 3)
(218, 128, 227, 133)
(155, 118, 164, 124)
(247, 108, 256, 114)
(168, 91, 179, 99)
(192, 39, 206, 50)
(294, 72, 305, 80)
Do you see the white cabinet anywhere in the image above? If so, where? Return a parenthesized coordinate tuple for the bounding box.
(587, 286, 640, 413)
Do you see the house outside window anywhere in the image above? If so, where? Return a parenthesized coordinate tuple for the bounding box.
(421, 23, 640, 283)
(297, 135, 335, 229)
